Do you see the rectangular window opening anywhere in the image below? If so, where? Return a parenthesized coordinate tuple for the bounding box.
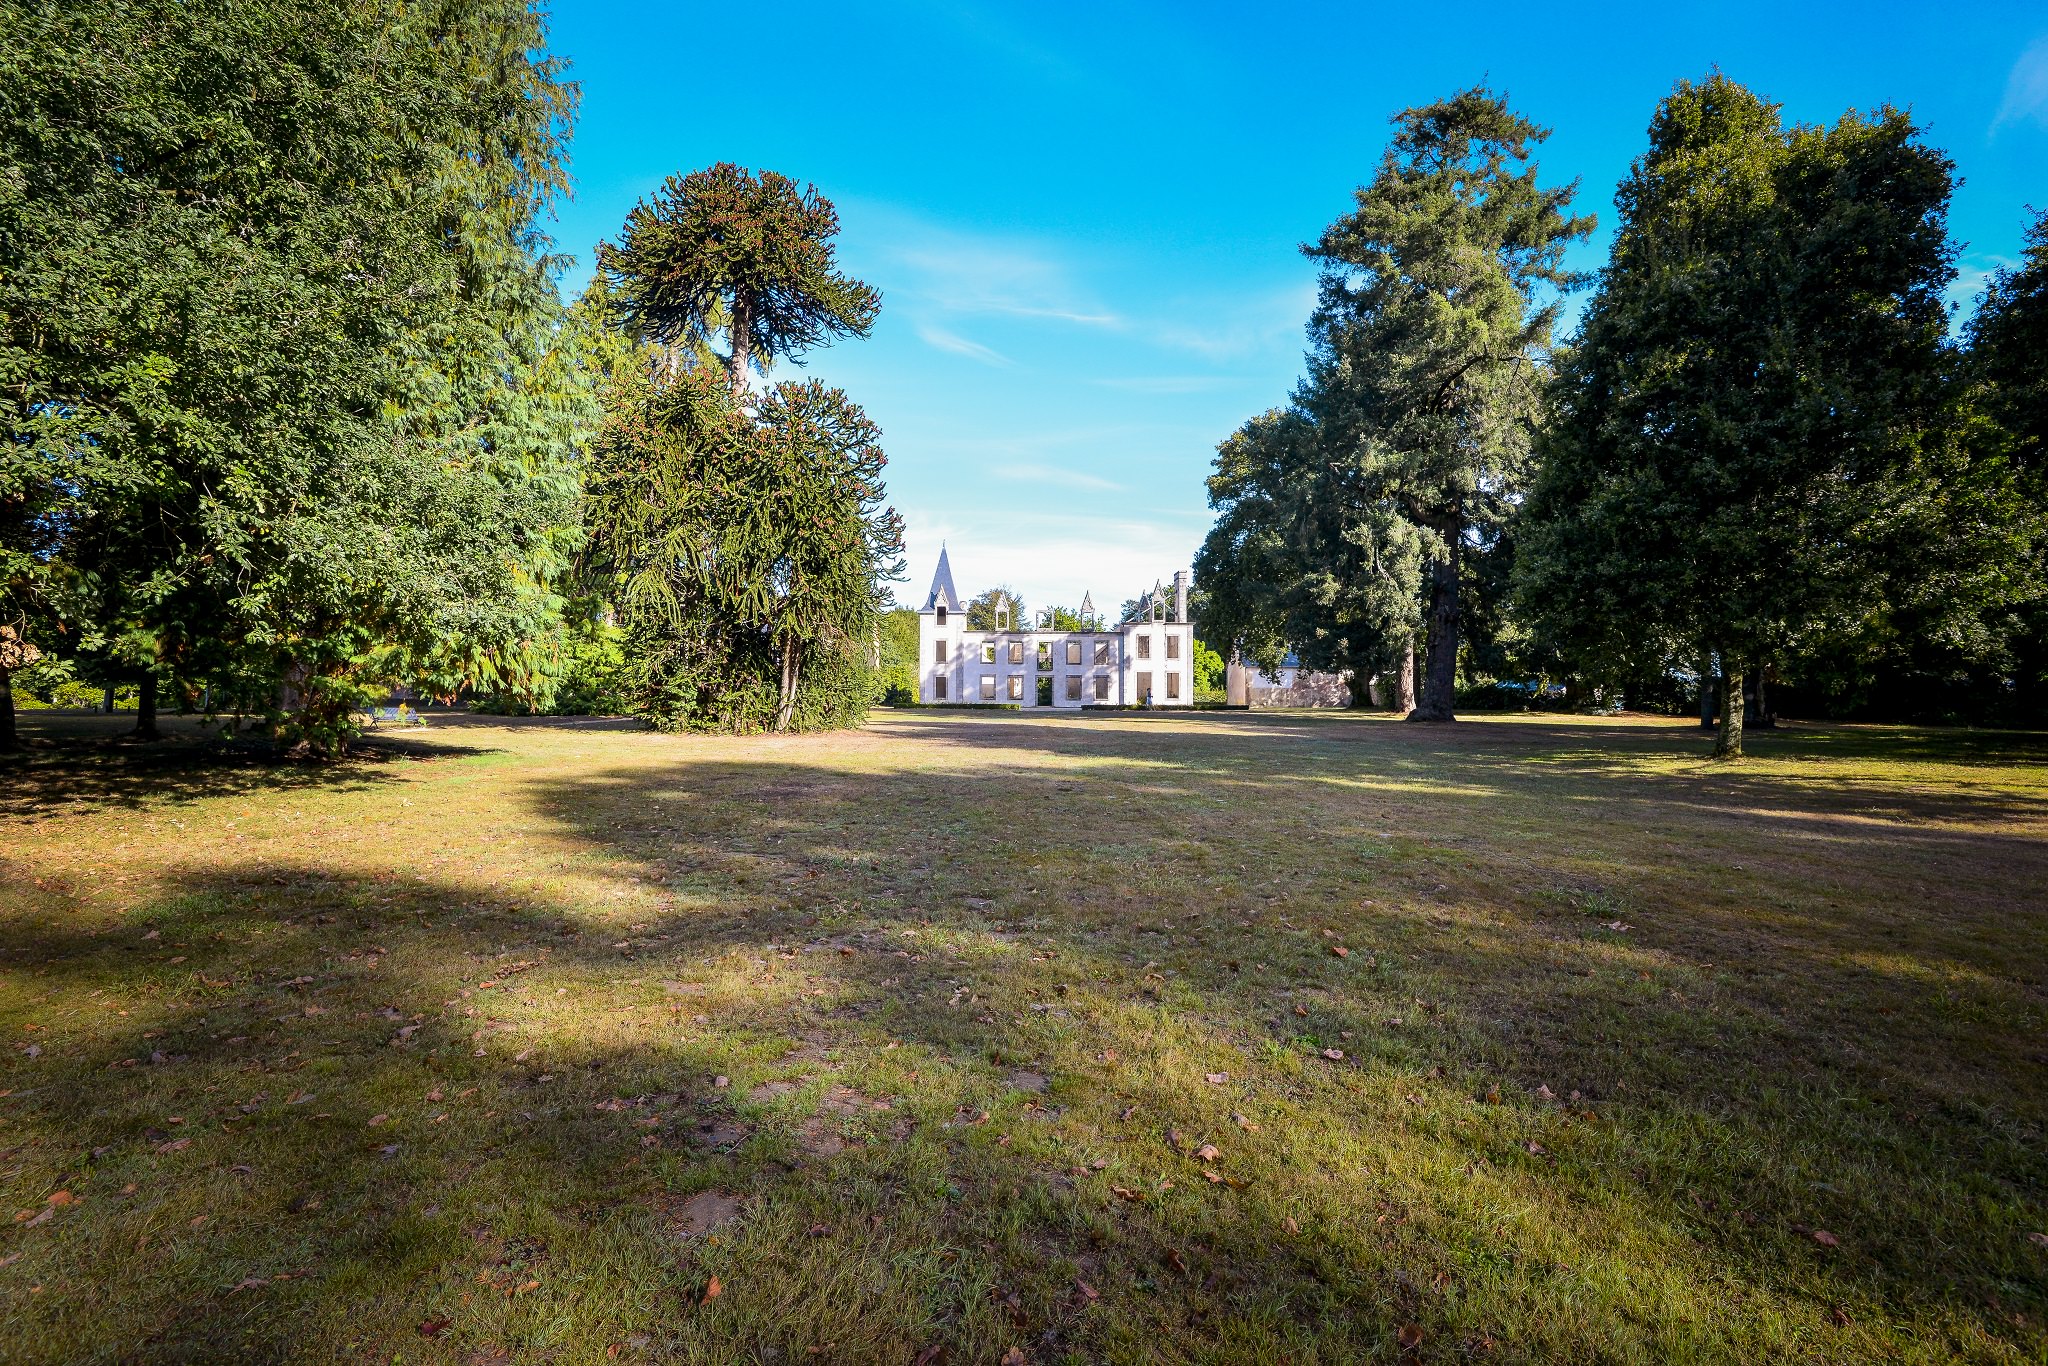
(1166, 672, 1181, 699)
(1065, 641, 1082, 665)
(980, 675, 996, 700)
(1064, 675, 1082, 701)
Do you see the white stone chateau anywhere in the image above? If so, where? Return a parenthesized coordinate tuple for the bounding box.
(917, 549, 1195, 708)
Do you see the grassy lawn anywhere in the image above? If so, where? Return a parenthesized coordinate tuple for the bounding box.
(2, 707, 2045, 1364)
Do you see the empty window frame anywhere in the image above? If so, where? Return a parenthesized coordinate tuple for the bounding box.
(1036, 641, 1052, 671)
(936, 606, 947, 625)
(980, 641, 995, 664)
(1008, 641, 1024, 665)
(980, 675, 996, 700)
(1166, 634, 1181, 660)
(1093, 640, 1111, 665)
(1008, 675, 1024, 701)
(1136, 634, 1151, 660)
(1093, 675, 1110, 701)
(935, 677, 948, 700)
(1065, 675, 1083, 701)
(1065, 640, 1082, 665)
(1139, 672, 1153, 703)
(934, 640, 947, 663)
(1166, 672, 1181, 699)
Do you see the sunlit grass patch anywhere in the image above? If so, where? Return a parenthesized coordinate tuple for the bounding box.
(1, 708, 2044, 1362)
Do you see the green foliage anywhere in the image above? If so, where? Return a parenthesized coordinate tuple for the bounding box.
(966, 586, 1027, 631)
(0, 0, 590, 754)
(1513, 74, 1993, 752)
(876, 608, 920, 705)
(598, 163, 880, 398)
(584, 364, 904, 734)
(1198, 89, 1588, 719)
(1301, 87, 1592, 722)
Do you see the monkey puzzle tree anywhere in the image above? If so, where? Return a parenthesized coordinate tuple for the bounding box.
(597, 163, 881, 400)
(584, 367, 902, 733)
(1301, 87, 1591, 722)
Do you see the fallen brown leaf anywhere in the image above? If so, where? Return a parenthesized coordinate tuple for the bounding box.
(1397, 1323, 1423, 1350)
(701, 1276, 722, 1304)
(1074, 1277, 1098, 1302)
(1194, 1143, 1221, 1161)
(45, 1191, 75, 1207)
(1331, 946, 1349, 958)
(418, 1317, 451, 1338)
(1321, 1048, 1344, 1061)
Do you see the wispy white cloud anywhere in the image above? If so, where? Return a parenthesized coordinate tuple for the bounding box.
(914, 322, 1013, 367)
(1091, 375, 1243, 395)
(1994, 35, 2048, 132)
(1948, 255, 2015, 318)
(990, 462, 1123, 492)
(898, 509, 1207, 611)
(1146, 283, 1317, 361)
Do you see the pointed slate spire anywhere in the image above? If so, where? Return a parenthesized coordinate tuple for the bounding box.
(924, 546, 961, 613)
(1079, 590, 1095, 626)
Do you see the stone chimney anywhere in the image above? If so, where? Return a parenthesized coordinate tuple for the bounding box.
(1173, 570, 1189, 624)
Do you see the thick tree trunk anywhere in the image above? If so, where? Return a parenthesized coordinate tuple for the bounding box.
(774, 635, 798, 732)
(1408, 546, 1459, 723)
(0, 667, 16, 753)
(1346, 639, 1376, 709)
(1714, 667, 1745, 758)
(1393, 635, 1417, 713)
(727, 295, 753, 401)
(1743, 666, 1777, 730)
(133, 675, 159, 741)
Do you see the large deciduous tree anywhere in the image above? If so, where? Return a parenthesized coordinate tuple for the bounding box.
(597, 164, 881, 401)
(0, 0, 590, 754)
(1515, 74, 1967, 756)
(1961, 210, 2048, 718)
(1195, 406, 1423, 708)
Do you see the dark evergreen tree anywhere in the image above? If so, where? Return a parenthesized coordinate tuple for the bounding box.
(1517, 75, 1970, 755)
(1305, 89, 1591, 722)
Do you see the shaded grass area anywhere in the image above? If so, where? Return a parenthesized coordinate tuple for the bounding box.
(2, 709, 2045, 1363)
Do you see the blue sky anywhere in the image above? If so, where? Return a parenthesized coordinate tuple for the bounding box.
(544, 2, 2048, 612)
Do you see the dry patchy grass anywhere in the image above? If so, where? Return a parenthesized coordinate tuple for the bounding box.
(1, 707, 2045, 1363)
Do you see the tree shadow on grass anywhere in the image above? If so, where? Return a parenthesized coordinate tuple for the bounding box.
(3, 726, 2044, 1362)
(4, 713, 500, 817)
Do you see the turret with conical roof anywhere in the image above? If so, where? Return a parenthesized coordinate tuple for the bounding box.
(923, 546, 961, 614)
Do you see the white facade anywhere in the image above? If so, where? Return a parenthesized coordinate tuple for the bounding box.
(916, 549, 1195, 708)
